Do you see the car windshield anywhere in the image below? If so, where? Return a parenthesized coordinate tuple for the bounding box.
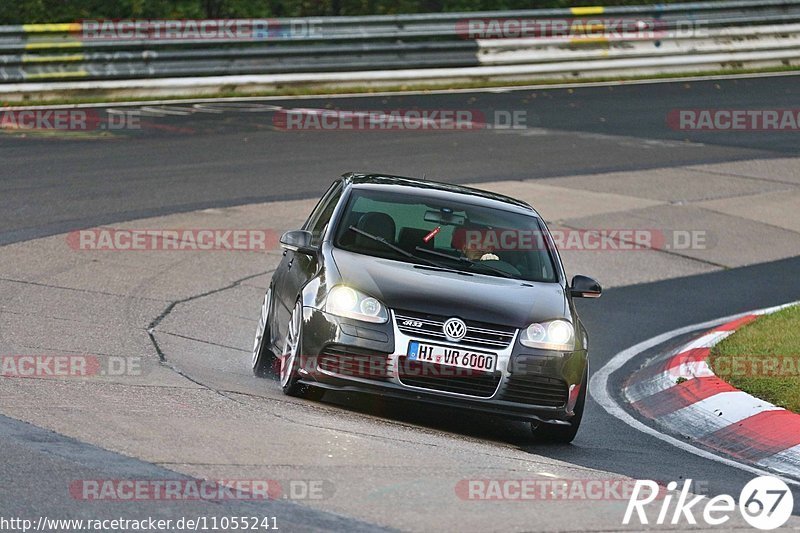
(333, 188, 558, 283)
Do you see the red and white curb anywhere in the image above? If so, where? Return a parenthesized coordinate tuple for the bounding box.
(623, 304, 800, 479)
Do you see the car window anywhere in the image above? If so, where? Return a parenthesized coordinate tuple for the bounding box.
(333, 188, 558, 283)
(307, 182, 342, 245)
(304, 181, 340, 231)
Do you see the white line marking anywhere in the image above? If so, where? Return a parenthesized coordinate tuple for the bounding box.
(589, 301, 800, 485)
(191, 103, 282, 113)
(624, 370, 681, 404)
(681, 330, 732, 351)
(138, 105, 194, 116)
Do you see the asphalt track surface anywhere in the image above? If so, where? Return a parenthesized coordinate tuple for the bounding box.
(2, 73, 799, 245)
(0, 416, 385, 531)
(2, 74, 800, 529)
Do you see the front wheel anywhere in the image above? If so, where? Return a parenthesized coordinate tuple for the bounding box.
(280, 301, 323, 400)
(530, 368, 587, 444)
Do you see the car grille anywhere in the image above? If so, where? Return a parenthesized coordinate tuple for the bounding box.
(318, 345, 391, 381)
(397, 357, 502, 398)
(394, 310, 515, 350)
(501, 374, 568, 407)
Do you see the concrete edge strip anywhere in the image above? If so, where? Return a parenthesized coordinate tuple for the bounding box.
(622, 302, 800, 477)
(589, 302, 800, 486)
(1, 53, 799, 96)
(2, 70, 800, 111)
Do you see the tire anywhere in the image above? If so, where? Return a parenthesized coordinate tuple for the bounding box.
(252, 288, 277, 377)
(530, 367, 587, 444)
(279, 300, 324, 400)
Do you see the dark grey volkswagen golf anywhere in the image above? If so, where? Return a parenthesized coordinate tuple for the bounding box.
(252, 173, 601, 442)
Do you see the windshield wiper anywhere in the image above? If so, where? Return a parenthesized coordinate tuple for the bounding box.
(347, 226, 513, 278)
(413, 264, 473, 276)
(414, 246, 514, 279)
(348, 226, 444, 268)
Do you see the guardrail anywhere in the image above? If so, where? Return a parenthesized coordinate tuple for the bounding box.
(1, 0, 799, 98)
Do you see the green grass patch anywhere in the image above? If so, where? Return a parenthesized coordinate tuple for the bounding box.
(710, 305, 800, 413)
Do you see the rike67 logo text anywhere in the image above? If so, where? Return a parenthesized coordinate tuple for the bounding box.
(624, 477, 793, 530)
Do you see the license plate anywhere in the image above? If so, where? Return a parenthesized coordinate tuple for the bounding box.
(407, 341, 496, 372)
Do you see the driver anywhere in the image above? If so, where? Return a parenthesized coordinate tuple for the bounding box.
(456, 225, 500, 262)
(464, 244, 499, 262)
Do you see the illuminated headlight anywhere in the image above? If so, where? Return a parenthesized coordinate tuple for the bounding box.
(325, 286, 388, 324)
(520, 320, 575, 350)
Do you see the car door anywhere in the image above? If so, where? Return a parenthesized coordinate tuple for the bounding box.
(272, 181, 343, 349)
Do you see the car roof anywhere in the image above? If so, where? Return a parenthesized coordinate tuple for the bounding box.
(341, 173, 540, 217)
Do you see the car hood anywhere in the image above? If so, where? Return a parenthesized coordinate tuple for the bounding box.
(330, 249, 567, 327)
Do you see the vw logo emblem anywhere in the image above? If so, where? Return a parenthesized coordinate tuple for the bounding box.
(443, 318, 467, 342)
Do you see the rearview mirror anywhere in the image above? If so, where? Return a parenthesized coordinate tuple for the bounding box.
(424, 209, 466, 226)
(570, 275, 602, 298)
(280, 230, 317, 256)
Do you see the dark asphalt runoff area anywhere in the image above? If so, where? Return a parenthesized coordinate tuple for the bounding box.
(0, 415, 391, 531)
(1, 74, 798, 245)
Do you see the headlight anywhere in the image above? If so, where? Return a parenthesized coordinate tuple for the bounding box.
(519, 319, 574, 350)
(325, 286, 388, 324)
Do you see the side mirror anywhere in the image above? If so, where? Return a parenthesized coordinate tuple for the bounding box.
(280, 230, 317, 256)
(570, 275, 602, 298)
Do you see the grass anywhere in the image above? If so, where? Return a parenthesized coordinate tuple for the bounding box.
(3, 64, 800, 107)
(709, 305, 800, 413)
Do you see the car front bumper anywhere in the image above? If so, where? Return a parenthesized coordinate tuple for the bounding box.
(296, 306, 587, 424)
